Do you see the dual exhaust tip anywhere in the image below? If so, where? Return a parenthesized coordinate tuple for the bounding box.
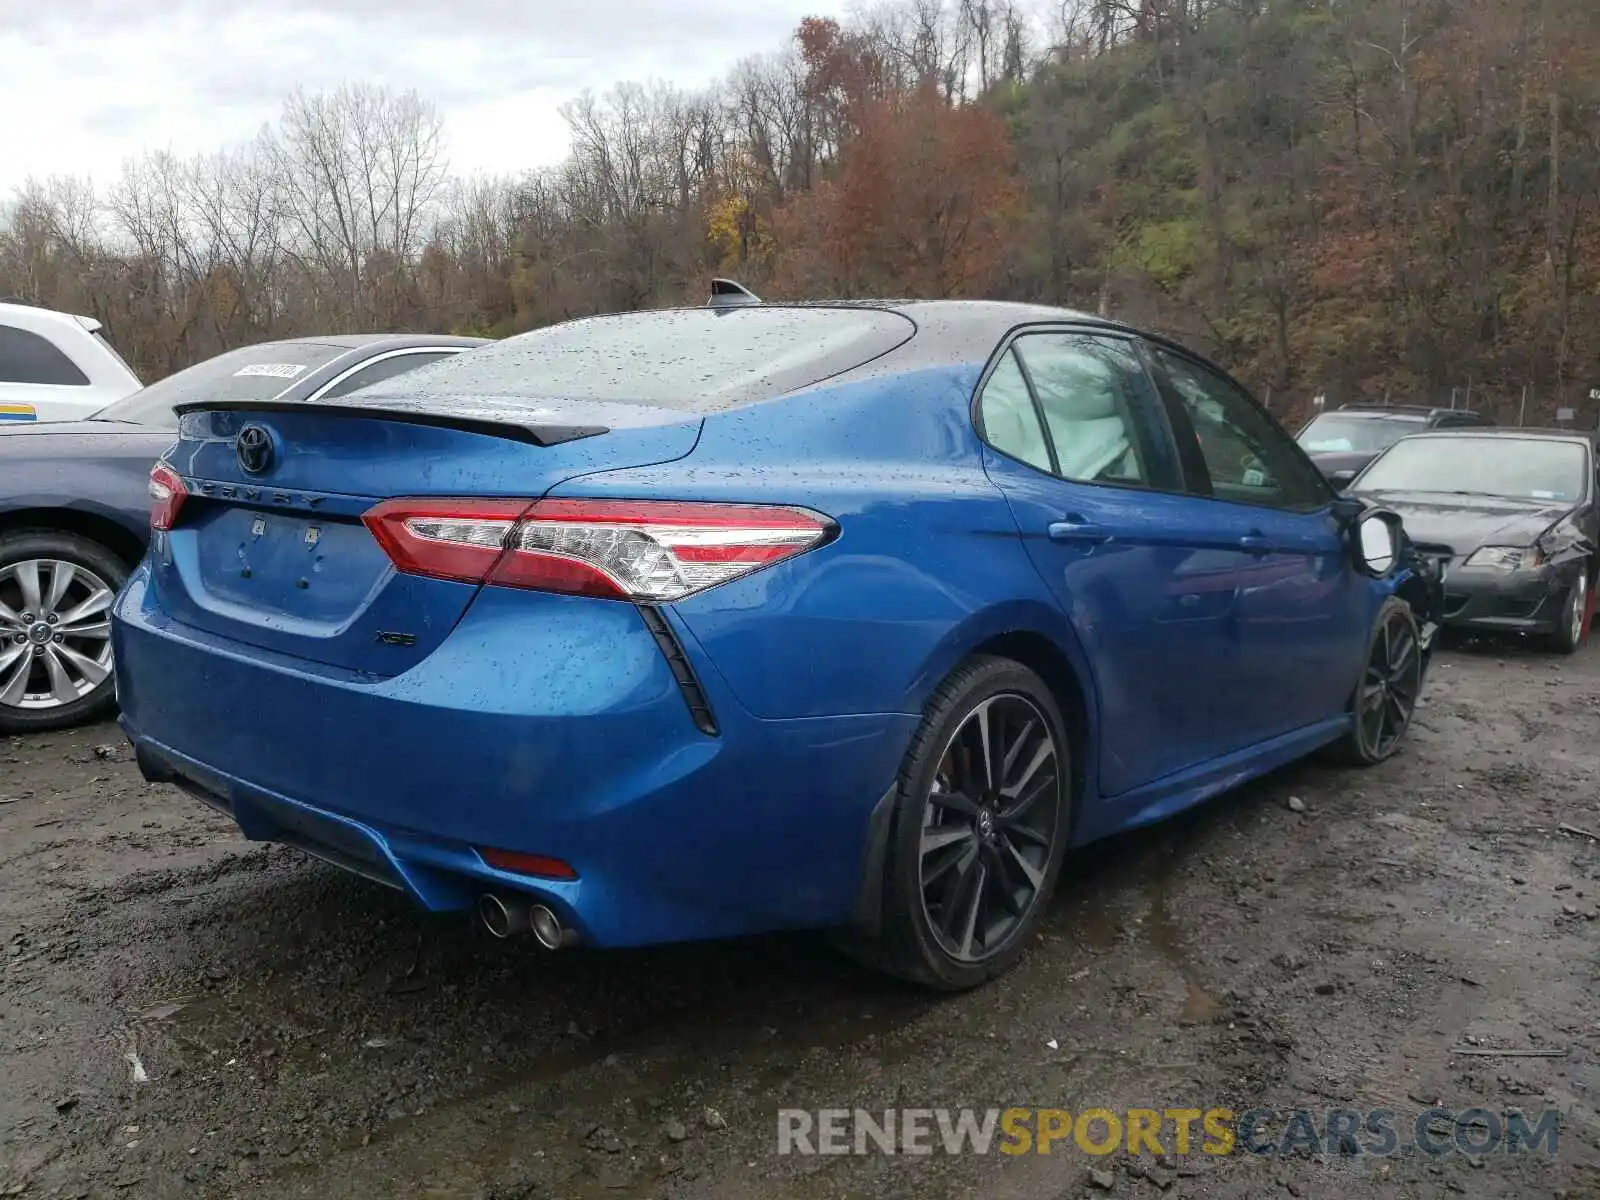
(476, 892, 576, 950)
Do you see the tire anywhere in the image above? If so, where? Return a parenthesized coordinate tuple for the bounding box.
(0, 530, 128, 734)
(1547, 567, 1591, 656)
(1334, 596, 1423, 766)
(843, 655, 1073, 991)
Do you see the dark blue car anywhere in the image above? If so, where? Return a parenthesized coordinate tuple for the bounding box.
(0, 334, 484, 732)
(112, 298, 1442, 989)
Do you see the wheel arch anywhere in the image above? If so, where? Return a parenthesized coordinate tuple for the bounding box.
(901, 601, 1100, 800)
(961, 629, 1092, 812)
(847, 602, 1101, 937)
(0, 506, 148, 569)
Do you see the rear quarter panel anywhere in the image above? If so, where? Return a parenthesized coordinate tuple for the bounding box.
(0, 429, 170, 544)
(545, 365, 1104, 727)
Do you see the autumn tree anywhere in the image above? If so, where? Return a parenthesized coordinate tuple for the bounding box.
(771, 83, 1024, 298)
(0, 0, 1595, 421)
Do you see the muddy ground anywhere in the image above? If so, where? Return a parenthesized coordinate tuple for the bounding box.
(1, 641, 1597, 1200)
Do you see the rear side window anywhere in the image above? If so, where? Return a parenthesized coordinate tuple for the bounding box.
(978, 350, 1052, 471)
(356, 307, 916, 413)
(94, 342, 353, 427)
(0, 325, 90, 386)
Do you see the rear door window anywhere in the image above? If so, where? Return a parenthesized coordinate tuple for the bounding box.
(1012, 333, 1151, 486)
(0, 325, 90, 386)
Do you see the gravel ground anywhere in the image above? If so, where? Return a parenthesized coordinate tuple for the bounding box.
(1, 640, 1597, 1200)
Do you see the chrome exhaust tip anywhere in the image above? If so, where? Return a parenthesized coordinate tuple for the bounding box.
(478, 895, 576, 948)
(529, 904, 573, 950)
(477, 892, 531, 939)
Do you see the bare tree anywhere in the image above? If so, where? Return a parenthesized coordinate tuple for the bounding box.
(272, 83, 448, 326)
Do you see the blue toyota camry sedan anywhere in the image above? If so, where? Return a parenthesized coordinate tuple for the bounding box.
(112, 293, 1443, 990)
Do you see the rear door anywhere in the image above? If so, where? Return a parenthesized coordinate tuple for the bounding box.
(1143, 344, 1369, 742)
(976, 328, 1261, 796)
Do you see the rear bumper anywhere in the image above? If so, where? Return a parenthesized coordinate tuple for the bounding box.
(1441, 563, 1576, 633)
(112, 566, 916, 947)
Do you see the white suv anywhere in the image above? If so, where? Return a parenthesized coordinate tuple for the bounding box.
(0, 301, 143, 424)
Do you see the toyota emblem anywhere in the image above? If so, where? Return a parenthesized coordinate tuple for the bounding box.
(236, 425, 274, 475)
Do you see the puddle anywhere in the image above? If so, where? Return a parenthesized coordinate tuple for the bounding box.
(1178, 979, 1222, 1024)
(133, 997, 192, 1022)
(1143, 851, 1223, 1027)
(1066, 896, 1124, 951)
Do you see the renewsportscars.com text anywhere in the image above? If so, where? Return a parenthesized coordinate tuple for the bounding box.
(776, 1107, 1560, 1158)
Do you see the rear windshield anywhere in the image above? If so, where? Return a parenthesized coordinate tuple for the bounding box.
(356, 307, 916, 413)
(92, 342, 353, 427)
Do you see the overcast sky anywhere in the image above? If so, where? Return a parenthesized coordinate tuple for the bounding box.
(0, 0, 855, 194)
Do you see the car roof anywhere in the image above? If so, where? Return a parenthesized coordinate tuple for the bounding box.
(1400, 427, 1599, 447)
(642, 298, 1227, 378)
(854, 299, 1259, 384)
(1322, 406, 1490, 422)
(277, 333, 490, 351)
(0, 299, 103, 331)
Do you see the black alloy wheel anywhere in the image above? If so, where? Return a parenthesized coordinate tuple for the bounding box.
(1341, 597, 1422, 765)
(842, 656, 1073, 990)
(917, 692, 1062, 963)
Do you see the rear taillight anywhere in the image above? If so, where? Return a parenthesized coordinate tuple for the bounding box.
(363, 497, 531, 585)
(149, 463, 188, 531)
(362, 497, 832, 601)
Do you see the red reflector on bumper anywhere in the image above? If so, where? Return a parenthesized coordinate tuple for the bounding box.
(478, 848, 578, 881)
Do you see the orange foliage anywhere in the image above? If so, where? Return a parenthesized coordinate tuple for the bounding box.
(769, 85, 1024, 298)
(797, 17, 891, 124)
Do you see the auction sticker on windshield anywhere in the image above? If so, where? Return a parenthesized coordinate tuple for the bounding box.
(234, 363, 309, 379)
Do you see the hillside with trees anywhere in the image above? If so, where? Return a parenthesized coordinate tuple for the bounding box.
(3, 0, 1597, 425)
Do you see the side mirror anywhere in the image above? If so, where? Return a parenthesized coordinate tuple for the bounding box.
(1354, 509, 1402, 577)
(1328, 468, 1358, 490)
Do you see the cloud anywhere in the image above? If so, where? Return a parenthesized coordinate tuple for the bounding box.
(0, 0, 851, 192)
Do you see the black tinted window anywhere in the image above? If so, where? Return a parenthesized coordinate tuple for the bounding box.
(95, 342, 352, 427)
(357, 307, 915, 413)
(0, 325, 90, 386)
(321, 350, 458, 399)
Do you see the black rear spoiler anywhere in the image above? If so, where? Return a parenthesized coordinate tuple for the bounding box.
(170, 398, 608, 448)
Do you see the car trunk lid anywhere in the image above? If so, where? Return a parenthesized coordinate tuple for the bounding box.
(148, 394, 701, 676)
